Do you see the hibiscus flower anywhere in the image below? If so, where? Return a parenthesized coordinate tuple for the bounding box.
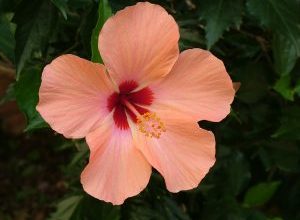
(37, 2, 235, 205)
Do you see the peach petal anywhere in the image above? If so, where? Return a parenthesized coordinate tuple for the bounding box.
(37, 54, 114, 138)
(81, 116, 152, 205)
(151, 49, 235, 122)
(132, 113, 216, 192)
(99, 2, 179, 87)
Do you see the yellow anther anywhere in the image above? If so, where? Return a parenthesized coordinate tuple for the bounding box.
(137, 112, 166, 139)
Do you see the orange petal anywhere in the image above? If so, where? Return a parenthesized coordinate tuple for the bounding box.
(132, 114, 215, 192)
(81, 116, 152, 205)
(151, 49, 235, 122)
(99, 2, 179, 87)
(37, 54, 114, 138)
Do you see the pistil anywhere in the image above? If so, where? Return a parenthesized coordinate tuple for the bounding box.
(121, 98, 166, 138)
(120, 98, 142, 118)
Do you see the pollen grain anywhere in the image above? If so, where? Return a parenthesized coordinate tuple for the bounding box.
(137, 112, 166, 138)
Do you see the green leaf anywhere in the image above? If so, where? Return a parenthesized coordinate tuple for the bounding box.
(269, 143, 300, 172)
(49, 195, 83, 220)
(179, 27, 205, 50)
(51, 0, 68, 20)
(78, 196, 120, 220)
(243, 181, 281, 207)
(247, 0, 300, 55)
(50, 195, 120, 220)
(295, 79, 300, 97)
(15, 66, 48, 131)
(201, 196, 244, 219)
(216, 148, 251, 196)
(162, 197, 191, 220)
(91, 0, 112, 63)
(0, 14, 15, 61)
(273, 75, 294, 101)
(13, 0, 56, 79)
(67, 142, 88, 168)
(273, 34, 298, 76)
(257, 147, 273, 171)
(199, 0, 243, 48)
(273, 106, 300, 140)
(78, 1, 99, 58)
(0, 83, 15, 105)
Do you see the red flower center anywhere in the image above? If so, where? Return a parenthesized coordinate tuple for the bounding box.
(107, 80, 154, 130)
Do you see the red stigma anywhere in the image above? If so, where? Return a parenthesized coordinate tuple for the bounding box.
(107, 80, 154, 129)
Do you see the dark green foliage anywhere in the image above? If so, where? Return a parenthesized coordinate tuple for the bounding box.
(273, 106, 300, 140)
(51, 0, 68, 20)
(272, 34, 298, 76)
(15, 66, 48, 131)
(49, 195, 121, 220)
(1, 0, 300, 219)
(91, 0, 112, 62)
(13, 0, 57, 79)
(199, 0, 244, 48)
(243, 181, 281, 207)
(247, 0, 300, 55)
(0, 14, 15, 61)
